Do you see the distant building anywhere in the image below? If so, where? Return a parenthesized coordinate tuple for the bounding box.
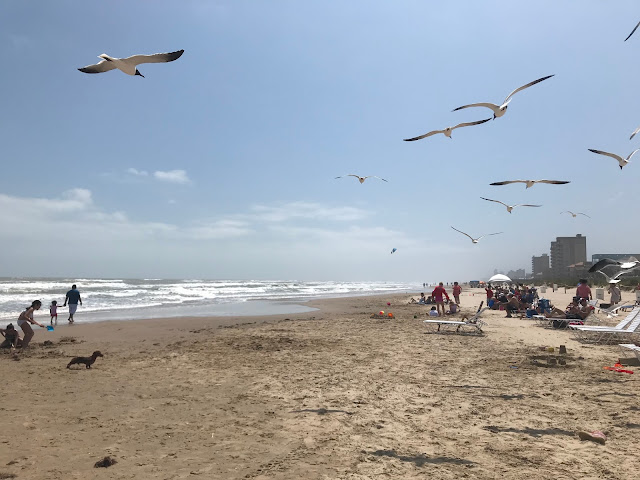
(532, 254, 550, 278)
(550, 234, 587, 278)
(507, 268, 526, 279)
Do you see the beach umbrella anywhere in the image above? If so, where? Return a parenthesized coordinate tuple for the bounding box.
(488, 274, 511, 283)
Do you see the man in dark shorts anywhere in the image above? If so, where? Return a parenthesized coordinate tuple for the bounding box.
(63, 284, 82, 324)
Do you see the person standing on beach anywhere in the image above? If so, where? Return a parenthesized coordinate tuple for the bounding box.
(608, 283, 621, 305)
(18, 300, 45, 348)
(63, 284, 82, 324)
(452, 282, 461, 305)
(485, 285, 494, 304)
(432, 282, 450, 316)
(576, 279, 592, 301)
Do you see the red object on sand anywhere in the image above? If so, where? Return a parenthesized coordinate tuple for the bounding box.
(604, 365, 634, 374)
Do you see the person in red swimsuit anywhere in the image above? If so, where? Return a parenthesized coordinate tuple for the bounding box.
(452, 282, 462, 305)
(432, 282, 450, 316)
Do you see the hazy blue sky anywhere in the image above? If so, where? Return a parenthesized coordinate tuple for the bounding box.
(1, 1, 639, 281)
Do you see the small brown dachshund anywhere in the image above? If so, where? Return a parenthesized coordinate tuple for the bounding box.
(67, 351, 103, 369)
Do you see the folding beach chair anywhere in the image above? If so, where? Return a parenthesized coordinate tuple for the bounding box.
(618, 343, 640, 362)
(571, 306, 640, 343)
(423, 303, 490, 335)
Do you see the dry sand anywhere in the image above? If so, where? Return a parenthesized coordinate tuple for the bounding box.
(1, 288, 639, 479)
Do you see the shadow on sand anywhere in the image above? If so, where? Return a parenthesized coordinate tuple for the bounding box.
(368, 449, 474, 466)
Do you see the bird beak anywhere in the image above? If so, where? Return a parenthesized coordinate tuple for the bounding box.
(135, 70, 145, 78)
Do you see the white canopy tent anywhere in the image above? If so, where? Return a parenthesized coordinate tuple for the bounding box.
(488, 274, 512, 283)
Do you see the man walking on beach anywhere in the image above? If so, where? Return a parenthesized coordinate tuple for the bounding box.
(452, 282, 461, 305)
(576, 279, 592, 301)
(63, 284, 82, 324)
(432, 282, 450, 316)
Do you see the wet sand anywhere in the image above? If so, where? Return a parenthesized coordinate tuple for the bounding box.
(1, 288, 639, 479)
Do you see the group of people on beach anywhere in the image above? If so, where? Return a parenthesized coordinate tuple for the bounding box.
(0, 284, 82, 350)
(411, 281, 462, 316)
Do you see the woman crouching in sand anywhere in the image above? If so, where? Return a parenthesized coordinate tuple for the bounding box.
(17, 300, 45, 348)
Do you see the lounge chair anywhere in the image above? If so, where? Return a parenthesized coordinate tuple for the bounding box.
(618, 343, 640, 361)
(570, 306, 640, 343)
(423, 304, 490, 335)
(595, 303, 634, 317)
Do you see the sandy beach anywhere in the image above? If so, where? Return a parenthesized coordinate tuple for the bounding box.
(2, 288, 639, 479)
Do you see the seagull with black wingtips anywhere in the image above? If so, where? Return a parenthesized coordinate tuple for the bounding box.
(78, 49, 184, 77)
(588, 148, 639, 170)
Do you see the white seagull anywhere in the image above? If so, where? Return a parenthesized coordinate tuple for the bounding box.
(451, 226, 502, 244)
(78, 50, 184, 77)
(490, 179, 570, 189)
(452, 75, 554, 119)
(629, 125, 640, 140)
(403, 118, 491, 141)
(625, 21, 640, 41)
(561, 211, 591, 219)
(480, 197, 541, 213)
(588, 148, 639, 170)
(596, 270, 623, 285)
(335, 175, 387, 184)
(589, 257, 640, 273)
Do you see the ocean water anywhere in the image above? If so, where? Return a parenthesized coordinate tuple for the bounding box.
(0, 278, 416, 323)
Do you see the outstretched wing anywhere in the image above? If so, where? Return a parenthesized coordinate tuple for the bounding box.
(576, 212, 591, 218)
(78, 59, 117, 74)
(125, 50, 184, 65)
(477, 232, 503, 240)
(514, 204, 542, 208)
(490, 180, 525, 186)
(480, 197, 508, 208)
(403, 129, 445, 141)
(452, 103, 501, 115)
(363, 176, 388, 182)
(625, 21, 640, 41)
(626, 148, 640, 161)
(503, 75, 554, 103)
(589, 258, 622, 273)
(536, 180, 570, 185)
(630, 125, 640, 140)
(450, 226, 475, 241)
(452, 118, 492, 130)
(588, 148, 623, 163)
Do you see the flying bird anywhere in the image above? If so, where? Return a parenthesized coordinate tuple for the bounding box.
(78, 49, 184, 77)
(588, 148, 639, 170)
(561, 211, 591, 219)
(391, 248, 397, 254)
(451, 226, 502, 244)
(629, 125, 640, 140)
(452, 75, 554, 119)
(335, 175, 387, 184)
(403, 118, 491, 141)
(480, 197, 541, 213)
(490, 179, 569, 189)
(596, 270, 623, 284)
(625, 21, 640, 41)
(589, 258, 640, 273)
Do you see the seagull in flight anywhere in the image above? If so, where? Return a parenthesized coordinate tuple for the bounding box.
(490, 179, 569, 189)
(561, 211, 591, 219)
(596, 270, 623, 285)
(588, 148, 639, 170)
(78, 50, 184, 77)
(589, 257, 640, 273)
(629, 125, 640, 140)
(451, 226, 502, 244)
(480, 197, 541, 213)
(452, 75, 554, 119)
(403, 118, 491, 141)
(335, 175, 387, 184)
(625, 21, 640, 41)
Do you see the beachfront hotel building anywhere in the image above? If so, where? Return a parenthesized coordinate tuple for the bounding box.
(591, 253, 640, 263)
(531, 254, 551, 278)
(550, 234, 587, 278)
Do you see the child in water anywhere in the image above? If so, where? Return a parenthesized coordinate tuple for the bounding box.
(50, 300, 59, 325)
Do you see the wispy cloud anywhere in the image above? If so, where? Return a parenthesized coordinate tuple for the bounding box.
(127, 168, 148, 177)
(154, 170, 190, 184)
(249, 202, 368, 222)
